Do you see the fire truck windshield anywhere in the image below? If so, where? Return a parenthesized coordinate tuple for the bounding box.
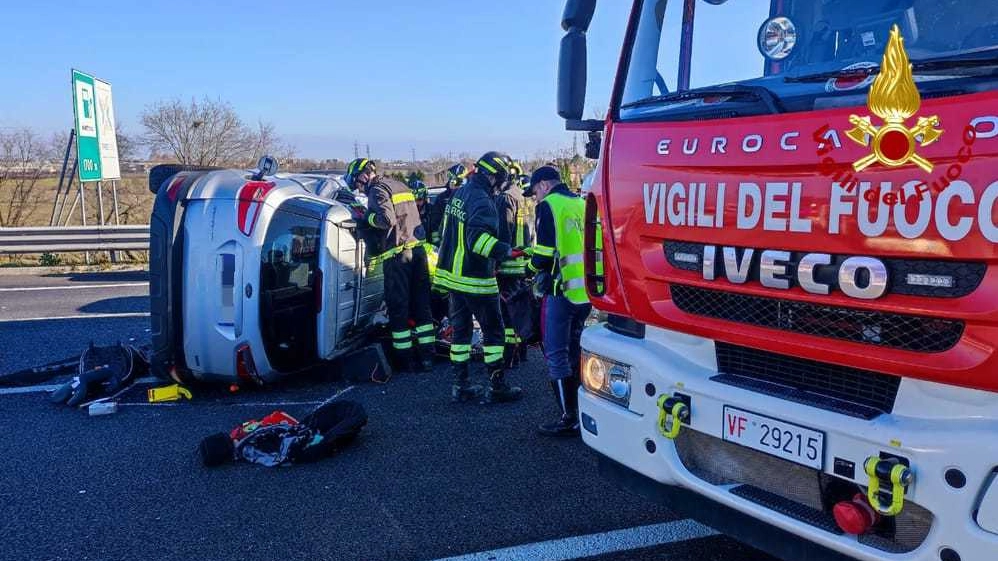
(619, 0, 998, 121)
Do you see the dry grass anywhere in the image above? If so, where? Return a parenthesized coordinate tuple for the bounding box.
(9, 174, 152, 228)
(0, 174, 152, 267)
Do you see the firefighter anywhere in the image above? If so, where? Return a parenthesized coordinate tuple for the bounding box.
(427, 164, 468, 247)
(344, 158, 435, 373)
(495, 163, 532, 369)
(408, 178, 431, 236)
(526, 166, 592, 437)
(434, 152, 524, 403)
(409, 177, 440, 300)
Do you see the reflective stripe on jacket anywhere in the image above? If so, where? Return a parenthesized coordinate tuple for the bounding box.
(529, 183, 588, 304)
(434, 174, 511, 295)
(364, 177, 423, 257)
(495, 185, 532, 276)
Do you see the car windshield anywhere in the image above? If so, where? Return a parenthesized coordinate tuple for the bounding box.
(619, 0, 998, 121)
(259, 198, 327, 372)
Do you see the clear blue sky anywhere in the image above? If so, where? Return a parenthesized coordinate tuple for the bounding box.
(0, 0, 633, 161)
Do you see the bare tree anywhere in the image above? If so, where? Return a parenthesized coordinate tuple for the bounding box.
(112, 176, 153, 225)
(141, 97, 285, 167)
(140, 98, 292, 167)
(115, 124, 140, 162)
(0, 128, 46, 227)
(246, 120, 295, 166)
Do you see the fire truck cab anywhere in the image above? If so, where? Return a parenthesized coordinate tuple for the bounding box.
(558, 1, 998, 559)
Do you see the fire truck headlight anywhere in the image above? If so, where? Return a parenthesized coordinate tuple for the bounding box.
(758, 16, 797, 61)
(582, 352, 631, 407)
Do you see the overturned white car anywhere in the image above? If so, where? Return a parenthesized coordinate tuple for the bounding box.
(148, 161, 385, 385)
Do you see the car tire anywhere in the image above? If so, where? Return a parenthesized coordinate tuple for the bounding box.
(148, 164, 220, 194)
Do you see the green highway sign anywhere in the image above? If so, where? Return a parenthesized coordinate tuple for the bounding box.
(72, 69, 102, 182)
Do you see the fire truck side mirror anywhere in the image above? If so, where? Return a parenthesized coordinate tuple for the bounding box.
(558, 28, 587, 122)
(559, 1, 603, 132)
(562, 0, 597, 31)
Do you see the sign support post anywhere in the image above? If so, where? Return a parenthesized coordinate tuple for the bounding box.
(111, 181, 120, 225)
(96, 181, 106, 226)
(61, 160, 78, 227)
(49, 129, 76, 227)
(79, 176, 89, 264)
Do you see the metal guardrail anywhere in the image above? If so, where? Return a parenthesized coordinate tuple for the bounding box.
(0, 225, 150, 254)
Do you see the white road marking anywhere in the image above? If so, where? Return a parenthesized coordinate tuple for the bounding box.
(0, 376, 158, 396)
(0, 282, 148, 292)
(427, 519, 717, 561)
(0, 312, 150, 323)
(0, 383, 64, 395)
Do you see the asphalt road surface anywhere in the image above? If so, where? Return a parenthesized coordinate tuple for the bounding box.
(0, 269, 777, 561)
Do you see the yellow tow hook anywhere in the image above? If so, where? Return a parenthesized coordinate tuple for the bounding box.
(864, 456, 915, 517)
(656, 394, 690, 440)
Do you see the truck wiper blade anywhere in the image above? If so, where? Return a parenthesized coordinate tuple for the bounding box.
(620, 85, 784, 114)
(785, 51, 998, 83)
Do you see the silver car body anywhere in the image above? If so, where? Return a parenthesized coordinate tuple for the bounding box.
(177, 169, 384, 384)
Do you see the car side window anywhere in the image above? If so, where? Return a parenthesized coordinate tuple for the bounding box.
(259, 198, 327, 372)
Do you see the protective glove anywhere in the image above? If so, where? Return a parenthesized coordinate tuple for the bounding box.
(348, 203, 367, 222)
(506, 248, 525, 260)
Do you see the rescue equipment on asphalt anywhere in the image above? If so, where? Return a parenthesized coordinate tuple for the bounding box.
(864, 456, 914, 516)
(198, 400, 368, 467)
(46, 343, 147, 407)
(147, 384, 193, 403)
(656, 394, 691, 440)
(338, 344, 392, 385)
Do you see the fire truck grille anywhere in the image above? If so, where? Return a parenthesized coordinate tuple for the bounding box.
(670, 284, 964, 353)
(664, 241, 985, 298)
(714, 343, 900, 419)
(674, 430, 933, 553)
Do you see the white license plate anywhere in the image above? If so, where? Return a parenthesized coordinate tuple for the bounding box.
(722, 406, 825, 469)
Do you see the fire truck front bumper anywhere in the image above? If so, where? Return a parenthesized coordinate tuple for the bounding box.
(579, 323, 998, 561)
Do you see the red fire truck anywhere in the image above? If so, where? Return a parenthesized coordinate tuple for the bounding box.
(557, 1, 998, 559)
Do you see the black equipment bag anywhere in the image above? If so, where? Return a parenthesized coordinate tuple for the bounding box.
(503, 280, 541, 344)
(291, 400, 369, 463)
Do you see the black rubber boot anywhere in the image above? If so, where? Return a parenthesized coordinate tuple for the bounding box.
(417, 346, 435, 373)
(503, 343, 520, 370)
(450, 363, 483, 402)
(538, 377, 581, 437)
(484, 367, 522, 403)
(390, 348, 415, 374)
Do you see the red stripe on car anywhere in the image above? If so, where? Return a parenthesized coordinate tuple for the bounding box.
(236, 181, 276, 236)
